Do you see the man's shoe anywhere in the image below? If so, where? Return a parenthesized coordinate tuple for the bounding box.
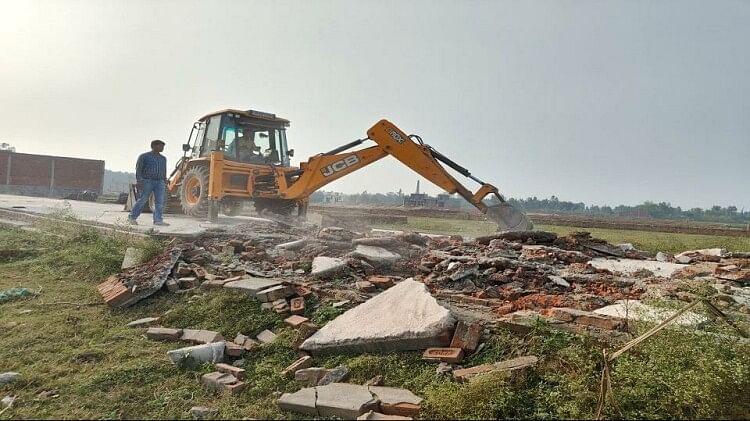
(153, 221, 170, 226)
(127, 218, 138, 225)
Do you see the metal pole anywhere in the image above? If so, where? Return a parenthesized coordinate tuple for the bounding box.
(5, 154, 11, 185)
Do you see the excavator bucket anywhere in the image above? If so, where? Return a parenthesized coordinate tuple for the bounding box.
(486, 202, 533, 232)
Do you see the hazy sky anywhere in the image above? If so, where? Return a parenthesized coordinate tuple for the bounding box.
(1, 0, 748, 209)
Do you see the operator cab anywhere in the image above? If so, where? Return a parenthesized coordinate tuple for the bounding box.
(188, 109, 292, 166)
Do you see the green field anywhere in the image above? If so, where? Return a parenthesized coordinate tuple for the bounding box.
(374, 216, 750, 254)
(1, 221, 749, 419)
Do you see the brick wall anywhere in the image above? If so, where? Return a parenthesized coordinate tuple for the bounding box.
(0, 151, 105, 196)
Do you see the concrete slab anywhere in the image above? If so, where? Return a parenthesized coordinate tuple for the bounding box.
(589, 258, 686, 278)
(0, 194, 273, 237)
(593, 300, 707, 326)
(350, 245, 401, 265)
(301, 279, 455, 353)
(223, 278, 281, 295)
(311, 256, 348, 278)
(277, 386, 318, 417)
(316, 383, 380, 419)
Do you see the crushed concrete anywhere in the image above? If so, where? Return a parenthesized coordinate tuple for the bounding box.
(593, 300, 707, 326)
(0, 372, 20, 385)
(590, 258, 687, 278)
(301, 279, 455, 353)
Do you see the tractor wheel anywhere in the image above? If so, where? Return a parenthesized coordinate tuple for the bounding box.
(179, 166, 210, 217)
(253, 198, 297, 216)
(221, 199, 243, 216)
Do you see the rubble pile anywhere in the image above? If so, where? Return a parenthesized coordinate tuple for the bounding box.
(102, 219, 749, 418)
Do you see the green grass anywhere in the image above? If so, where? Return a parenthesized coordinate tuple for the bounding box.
(375, 216, 750, 254)
(1, 220, 749, 419)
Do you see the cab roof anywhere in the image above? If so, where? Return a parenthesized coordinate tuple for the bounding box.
(198, 109, 290, 126)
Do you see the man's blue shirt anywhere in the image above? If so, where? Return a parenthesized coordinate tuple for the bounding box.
(135, 152, 167, 182)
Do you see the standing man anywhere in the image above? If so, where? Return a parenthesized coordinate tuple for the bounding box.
(128, 140, 170, 226)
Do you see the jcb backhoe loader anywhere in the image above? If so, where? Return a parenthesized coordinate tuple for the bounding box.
(153, 108, 531, 231)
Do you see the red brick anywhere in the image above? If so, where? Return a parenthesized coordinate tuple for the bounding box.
(367, 276, 395, 289)
(224, 381, 246, 395)
(452, 364, 495, 382)
(215, 363, 246, 380)
(293, 286, 312, 297)
(225, 342, 245, 357)
(380, 403, 422, 417)
(180, 329, 224, 344)
(290, 297, 305, 314)
(492, 303, 514, 316)
(281, 356, 313, 378)
(285, 315, 310, 328)
(356, 281, 376, 292)
(422, 348, 464, 363)
(97, 276, 134, 307)
(450, 321, 482, 352)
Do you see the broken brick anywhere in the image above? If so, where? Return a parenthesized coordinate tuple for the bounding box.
(422, 348, 464, 363)
(165, 278, 179, 292)
(180, 329, 224, 344)
(290, 297, 305, 314)
(256, 285, 294, 302)
(282, 356, 313, 378)
(293, 286, 313, 297)
(225, 341, 245, 357)
(367, 276, 395, 289)
(285, 315, 310, 328)
(178, 277, 199, 289)
(224, 381, 246, 395)
(450, 321, 482, 352)
(356, 281, 376, 292)
(215, 362, 246, 380)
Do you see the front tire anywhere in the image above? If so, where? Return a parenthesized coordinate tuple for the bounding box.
(179, 166, 210, 217)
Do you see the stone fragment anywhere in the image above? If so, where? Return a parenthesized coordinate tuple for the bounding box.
(127, 317, 159, 328)
(146, 327, 183, 341)
(358, 411, 413, 420)
(282, 356, 314, 378)
(317, 365, 350, 386)
(593, 300, 707, 326)
(278, 387, 319, 416)
(189, 406, 217, 419)
(293, 322, 320, 349)
(301, 279, 455, 353)
(290, 297, 305, 314)
(316, 383, 380, 419)
(215, 362, 246, 380)
(311, 256, 348, 278)
(548, 275, 570, 288)
(121, 247, 145, 269)
(273, 299, 290, 314)
(0, 372, 20, 385)
(201, 279, 231, 289)
(167, 342, 226, 365)
(257, 329, 278, 344)
(450, 321, 482, 352)
(180, 329, 224, 344)
(223, 278, 281, 295)
(422, 348, 464, 363)
(656, 252, 672, 262)
(224, 381, 246, 395)
(295, 367, 331, 387)
(369, 386, 423, 417)
(165, 278, 179, 292)
(201, 371, 239, 393)
(1, 395, 15, 409)
(285, 315, 310, 328)
(256, 285, 294, 303)
(350, 245, 401, 265)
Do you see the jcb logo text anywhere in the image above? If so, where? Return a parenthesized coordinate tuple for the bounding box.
(321, 155, 360, 177)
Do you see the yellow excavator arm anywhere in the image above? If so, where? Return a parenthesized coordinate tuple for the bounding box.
(281, 120, 532, 231)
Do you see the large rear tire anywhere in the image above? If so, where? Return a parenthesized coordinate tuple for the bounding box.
(179, 166, 210, 217)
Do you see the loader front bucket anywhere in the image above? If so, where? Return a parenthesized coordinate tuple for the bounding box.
(486, 202, 533, 232)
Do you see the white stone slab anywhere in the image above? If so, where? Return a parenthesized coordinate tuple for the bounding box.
(301, 279, 454, 353)
(590, 258, 686, 278)
(593, 300, 707, 326)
